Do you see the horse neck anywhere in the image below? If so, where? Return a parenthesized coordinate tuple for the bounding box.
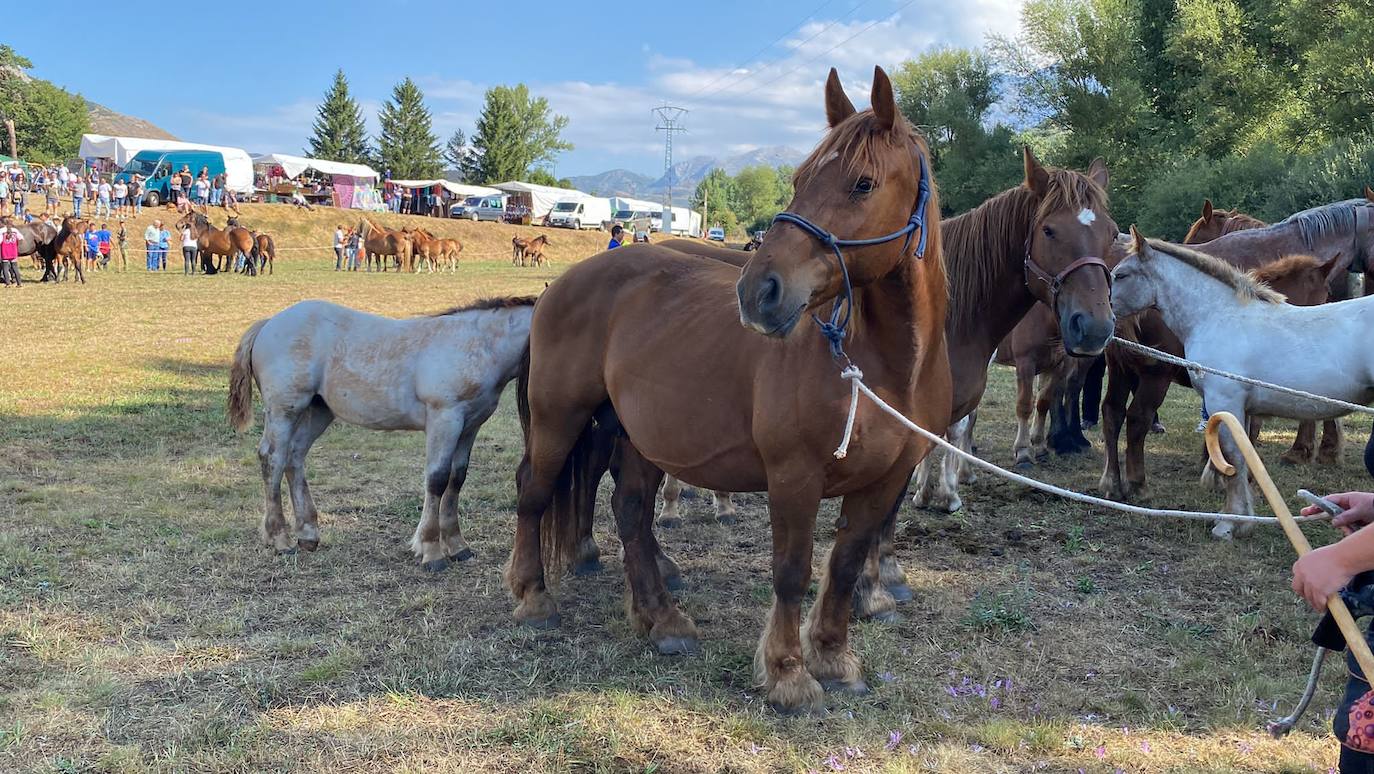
(941, 188, 1039, 357)
(1196, 220, 1323, 266)
(849, 253, 945, 383)
(1146, 257, 1237, 339)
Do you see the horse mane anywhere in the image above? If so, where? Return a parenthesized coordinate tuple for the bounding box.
(1143, 238, 1286, 303)
(1273, 199, 1366, 249)
(1249, 253, 1320, 285)
(943, 167, 1109, 330)
(431, 296, 538, 316)
(794, 109, 922, 190)
(1222, 210, 1266, 234)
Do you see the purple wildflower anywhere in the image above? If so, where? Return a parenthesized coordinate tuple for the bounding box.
(990, 696, 1002, 710)
(823, 755, 845, 771)
(1094, 745, 1107, 760)
(1140, 740, 1151, 753)
(885, 731, 903, 751)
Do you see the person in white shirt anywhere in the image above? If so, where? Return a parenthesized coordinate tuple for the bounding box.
(112, 180, 128, 216)
(144, 222, 159, 271)
(96, 180, 112, 218)
(333, 225, 345, 270)
(181, 223, 198, 275)
(71, 178, 86, 218)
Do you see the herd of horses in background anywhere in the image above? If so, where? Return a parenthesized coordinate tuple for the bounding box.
(224, 66, 1374, 713)
(357, 216, 466, 273)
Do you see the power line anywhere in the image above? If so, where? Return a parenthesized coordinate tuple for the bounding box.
(730, 0, 919, 101)
(683, 0, 840, 103)
(695, 0, 876, 104)
(653, 105, 689, 231)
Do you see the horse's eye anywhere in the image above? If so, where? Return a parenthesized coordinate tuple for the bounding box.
(853, 178, 875, 195)
(1042, 226, 1055, 239)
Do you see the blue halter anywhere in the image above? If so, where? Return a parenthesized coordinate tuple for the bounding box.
(769, 151, 932, 364)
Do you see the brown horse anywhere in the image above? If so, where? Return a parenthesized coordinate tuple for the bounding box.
(512, 236, 529, 264)
(182, 212, 254, 273)
(407, 228, 443, 273)
(518, 234, 549, 267)
(1183, 199, 1267, 244)
(507, 67, 949, 713)
(251, 232, 275, 276)
(1099, 251, 1346, 500)
(910, 149, 1118, 513)
(9, 220, 59, 280)
(51, 216, 88, 284)
(359, 217, 412, 272)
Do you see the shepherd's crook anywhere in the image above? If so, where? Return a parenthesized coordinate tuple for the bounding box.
(1205, 412, 1374, 749)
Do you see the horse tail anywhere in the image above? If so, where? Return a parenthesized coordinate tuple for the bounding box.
(228, 318, 268, 432)
(540, 404, 615, 578)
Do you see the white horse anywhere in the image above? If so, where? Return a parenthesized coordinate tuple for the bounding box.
(228, 297, 536, 568)
(1111, 229, 1374, 538)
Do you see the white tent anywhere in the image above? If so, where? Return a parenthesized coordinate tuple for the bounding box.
(252, 152, 378, 181)
(491, 180, 589, 219)
(78, 134, 254, 192)
(390, 179, 502, 198)
(609, 196, 664, 214)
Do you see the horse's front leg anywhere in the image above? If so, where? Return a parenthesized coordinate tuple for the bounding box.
(1030, 371, 1055, 459)
(1318, 419, 1344, 464)
(755, 474, 824, 713)
(857, 477, 914, 619)
(1282, 420, 1317, 465)
(412, 410, 465, 571)
(809, 474, 912, 697)
(1097, 362, 1130, 499)
(1012, 363, 1035, 467)
(1206, 403, 1257, 540)
(437, 428, 480, 564)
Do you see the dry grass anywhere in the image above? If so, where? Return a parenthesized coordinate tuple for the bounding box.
(0, 202, 1360, 772)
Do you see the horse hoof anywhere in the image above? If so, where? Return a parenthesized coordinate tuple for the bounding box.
(571, 558, 603, 576)
(452, 547, 476, 562)
(716, 514, 738, 526)
(653, 635, 700, 656)
(1014, 460, 1033, 470)
(886, 583, 914, 603)
(296, 539, 319, 552)
(1151, 421, 1166, 435)
(866, 609, 901, 624)
(822, 678, 870, 696)
(276, 546, 298, 556)
(422, 557, 451, 573)
(658, 517, 682, 529)
(521, 612, 562, 630)
(663, 573, 684, 592)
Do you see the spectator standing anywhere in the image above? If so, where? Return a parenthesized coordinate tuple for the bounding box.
(0, 173, 11, 218)
(210, 173, 223, 206)
(115, 220, 128, 271)
(96, 178, 112, 218)
(607, 225, 624, 250)
(130, 175, 143, 215)
(169, 172, 184, 212)
(71, 177, 85, 218)
(96, 222, 112, 268)
(333, 224, 345, 270)
(45, 177, 59, 212)
(158, 222, 170, 270)
(346, 227, 360, 271)
(144, 221, 159, 271)
(113, 178, 128, 216)
(84, 226, 100, 272)
(181, 221, 198, 275)
(0, 216, 21, 287)
(193, 173, 209, 206)
(12, 173, 26, 216)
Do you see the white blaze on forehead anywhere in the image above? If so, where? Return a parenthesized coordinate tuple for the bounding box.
(1077, 208, 1097, 226)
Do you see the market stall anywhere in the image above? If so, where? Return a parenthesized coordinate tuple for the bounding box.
(251, 152, 381, 209)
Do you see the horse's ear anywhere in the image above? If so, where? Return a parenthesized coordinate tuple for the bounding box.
(1365, 186, 1374, 202)
(1087, 157, 1109, 189)
(1129, 225, 1148, 258)
(870, 66, 897, 132)
(1322, 251, 1352, 282)
(1023, 146, 1049, 196)
(1202, 199, 1214, 220)
(824, 68, 856, 128)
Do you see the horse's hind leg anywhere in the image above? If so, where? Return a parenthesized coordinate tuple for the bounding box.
(609, 437, 699, 655)
(1317, 419, 1344, 464)
(258, 408, 299, 553)
(284, 402, 333, 551)
(856, 479, 913, 619)
(437, 428, 479, 564)
(413, 410, 466, 572)
(1012, 362, 1035, 466)
(1097, 362, 1131, 499)
(712, 491, 738, 524)
(659, 476, 685, 527)
(1282, 420, 1317, 465)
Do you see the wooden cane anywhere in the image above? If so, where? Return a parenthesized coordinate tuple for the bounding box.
(1205, 412, 1374, 748)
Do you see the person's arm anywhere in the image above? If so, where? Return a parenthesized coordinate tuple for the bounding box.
(1293, 492, 1374, 609)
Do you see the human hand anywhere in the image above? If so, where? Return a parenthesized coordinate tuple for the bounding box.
(1300, 492, 1374, 535)
(1292, 543, 1357, 610)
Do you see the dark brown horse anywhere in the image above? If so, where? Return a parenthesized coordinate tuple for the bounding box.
(910, 150, 1118, 513)
(359, 216, 412, 272)
(182, 212, 254, 273)
(1099, 251, 1346, 500)
(227, 216, 275, 275)
(10, 221, 59, 281)
(508, 67, 949, 713)
(51, 216, 88, 284)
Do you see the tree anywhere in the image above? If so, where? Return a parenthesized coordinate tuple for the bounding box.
(0, 45, 88, 163)
(464, 84, 572, 183)
(307, 69, 371, 164)
(731, 166, 784, 232)
(443, 129, 469, 176)
(376, 77, 442, 179)
(525, 168, 572, 188)
(692, 168, 738, 233)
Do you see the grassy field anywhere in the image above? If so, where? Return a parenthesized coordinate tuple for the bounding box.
(0, 208, 1362, 772)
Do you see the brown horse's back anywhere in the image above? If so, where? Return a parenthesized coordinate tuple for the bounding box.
(659, 238, 749, 267)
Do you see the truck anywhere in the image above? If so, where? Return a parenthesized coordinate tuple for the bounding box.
(547, 197, 612, 230)
(114, 148, 251, 207)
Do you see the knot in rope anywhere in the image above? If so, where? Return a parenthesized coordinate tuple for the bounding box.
(833, 365, 864, 459)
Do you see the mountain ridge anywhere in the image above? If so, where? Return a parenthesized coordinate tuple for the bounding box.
(568, 145, 805, 198)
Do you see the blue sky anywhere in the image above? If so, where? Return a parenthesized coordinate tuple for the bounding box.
(12, 0, 1024, 176)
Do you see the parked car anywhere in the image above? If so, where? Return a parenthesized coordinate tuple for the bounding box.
(707, 227, 726, 242)
(606, 209, 655, 235)
(449, 195, 507, 221)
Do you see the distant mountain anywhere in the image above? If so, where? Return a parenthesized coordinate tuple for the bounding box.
(566, 169, 655, 197)
(86, 101, 177, 141)
(567, 145, 807, 199)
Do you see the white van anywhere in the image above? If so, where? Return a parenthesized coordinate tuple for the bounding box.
(548, 197, 612, 230)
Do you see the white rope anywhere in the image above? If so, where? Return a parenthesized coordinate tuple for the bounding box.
(836, 370, 1332, 526)
(1111, 336, 1374, 416)
(834, 365, 863, 459)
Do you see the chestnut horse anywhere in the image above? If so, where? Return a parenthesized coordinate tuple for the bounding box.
(517, 234, 549, 267)
(51, 216, 88, 284)
(910, 150, 1118, 513)
(1183, 199, 1266, 244)
(359, 216, 413, 272)
(182, 212, 254, 273)
(508, 67, 948, 713)
(228, 217, 276, 276)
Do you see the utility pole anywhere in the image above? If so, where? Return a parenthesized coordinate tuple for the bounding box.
(703, 183, 709, 235)
(653, 104, 687, 235)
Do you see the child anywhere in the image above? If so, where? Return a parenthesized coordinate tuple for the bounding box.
(1296, 492, 1374, 773)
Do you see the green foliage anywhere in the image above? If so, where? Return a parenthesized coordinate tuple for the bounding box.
(730, 165, 789, 232)
(376, 78, 442, 180)
(692, 168, 739, 234)
(463, 85, 572, 184)
(307, 70, 371, 165)
(0, 46, 89, 163)
(964, 589, 1033, 633)
(524, 168, 572, 189)
(443, 129, 468, 175)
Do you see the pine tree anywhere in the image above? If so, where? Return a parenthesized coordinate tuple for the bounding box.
(443, 129, 468, 177)
(464, 84, 572, 183)
(376, 77, 443, 179)
(307, 69, 371, 164)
